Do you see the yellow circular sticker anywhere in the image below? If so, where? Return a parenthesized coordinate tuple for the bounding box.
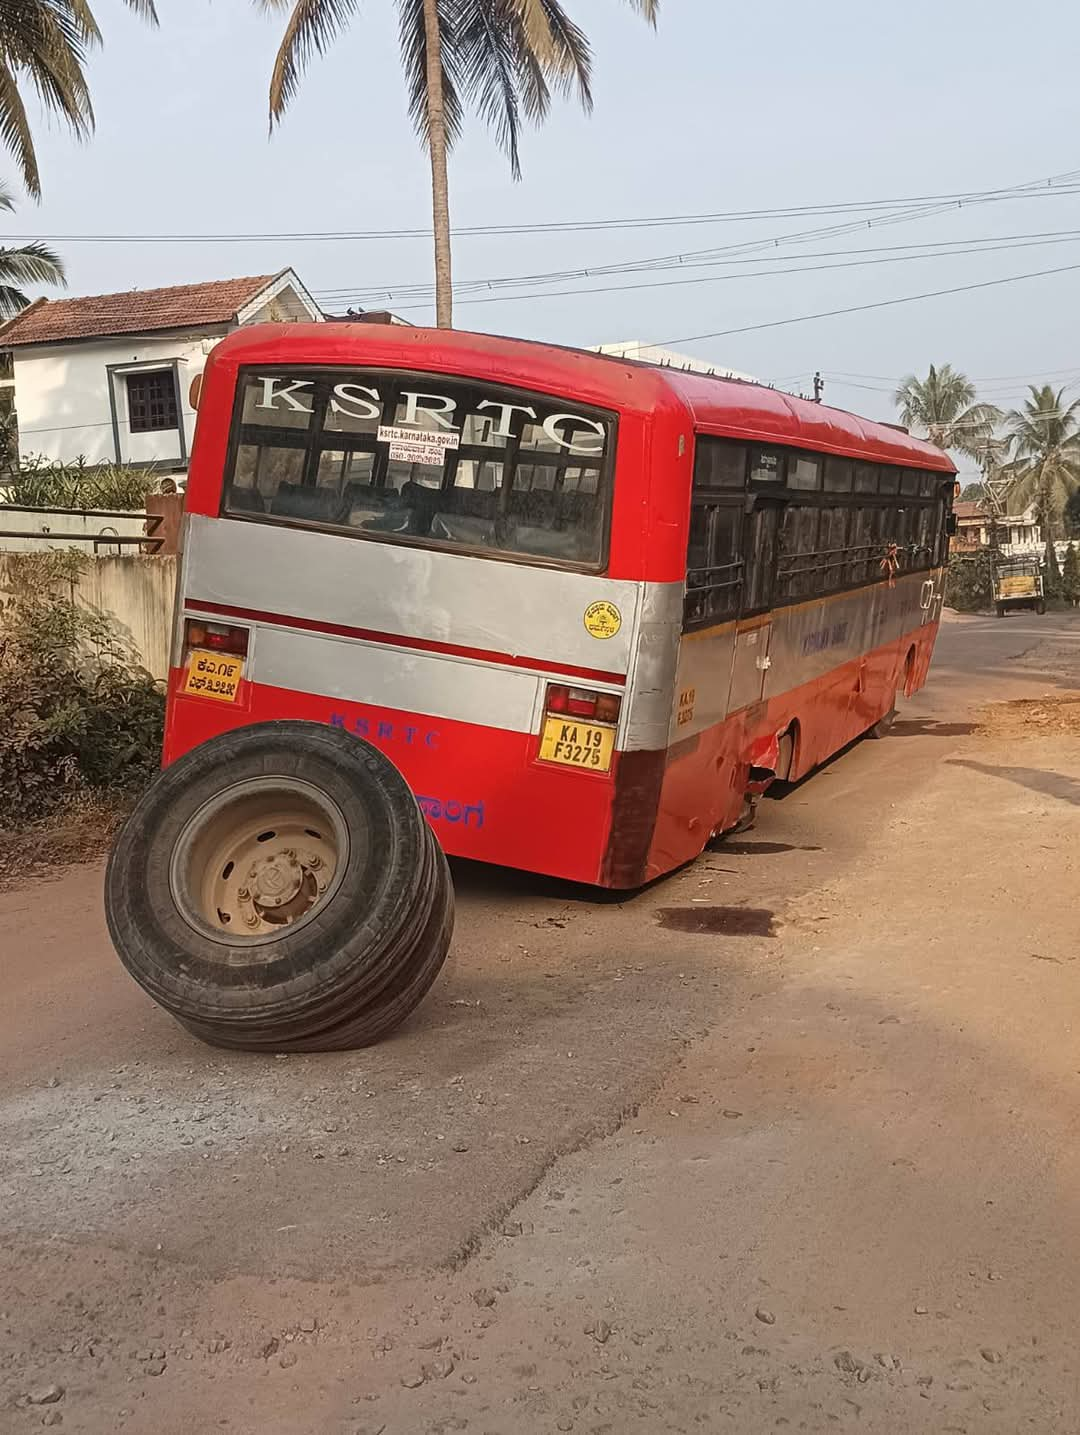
(583, 600, 622, 640)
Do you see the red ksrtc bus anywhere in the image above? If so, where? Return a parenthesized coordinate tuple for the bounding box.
(166, 323, 956, 889)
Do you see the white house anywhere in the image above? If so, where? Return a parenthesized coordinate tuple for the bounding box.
(0, 269, 322, 476)
(953, 499, 1043, 557)
(591, 340, 756, 382)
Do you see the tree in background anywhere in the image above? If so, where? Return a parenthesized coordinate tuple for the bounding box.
(1043, 537, 1063, 601)
(945, 551, 992, 612)
(1062, 543, 1080, 608)
(1064, 489, 1080, 538)
(1001, 386, 1080, 540)
(894, 364, 1001, 459)
(258, 0, 658, 328)
(958, 481, 986, 501)
(0, 1, 157, 199)
(0, 183, 63, 314)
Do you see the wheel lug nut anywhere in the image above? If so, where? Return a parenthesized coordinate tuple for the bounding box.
(243, 912, 260, 928)
(307, 853, 322, 870)
(237, 887, 251, 902)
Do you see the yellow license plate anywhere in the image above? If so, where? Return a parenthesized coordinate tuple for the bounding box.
(539, 715, 616, 772)
(183, 649, 244, 702)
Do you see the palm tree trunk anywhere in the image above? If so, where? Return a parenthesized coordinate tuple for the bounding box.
(421, 0, 453, 329)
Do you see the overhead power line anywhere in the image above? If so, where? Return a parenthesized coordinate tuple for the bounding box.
(310, 226, 1080, 304)
(656, 259, 1080, 348)
(318, 231, 1080, 311)
(312, 164, 1080, 312)
(3, 172, 1080, 245)
(830, 363, 1080, 385)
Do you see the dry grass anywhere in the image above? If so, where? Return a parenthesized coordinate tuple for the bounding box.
(0, 792, 133, 892)
(976, 693, 1080, 740)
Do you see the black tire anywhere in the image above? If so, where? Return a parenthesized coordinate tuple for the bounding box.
(1036, 600, 1046, 615)
(996, 603, 1006, 618)
(105, 721, 454, 1052)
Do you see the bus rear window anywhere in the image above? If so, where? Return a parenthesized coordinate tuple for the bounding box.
(222, 368, 615, 569)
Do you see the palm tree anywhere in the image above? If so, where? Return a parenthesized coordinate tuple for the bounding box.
(1000, 385, 1080, 539)
(258, 0, 658, 328)
(0, 180, 63, 314)
(893, 363, 1001, 460)
(0, 0, 158, 199)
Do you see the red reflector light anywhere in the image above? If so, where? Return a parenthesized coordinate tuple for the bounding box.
(544, 683, 620, 725)
(595, 692, 621, 723)
(184, 618, 249, 657)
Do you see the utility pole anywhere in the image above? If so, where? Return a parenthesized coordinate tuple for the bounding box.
(812, 371, 824, 403)
(977, 439, 1015, 595)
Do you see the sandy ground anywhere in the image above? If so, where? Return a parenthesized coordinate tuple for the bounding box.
(2, 610, 1080, 1434)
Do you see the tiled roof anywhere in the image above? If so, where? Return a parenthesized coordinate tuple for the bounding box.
(953, 501, 986, 520)
(0, 273, 281, 347)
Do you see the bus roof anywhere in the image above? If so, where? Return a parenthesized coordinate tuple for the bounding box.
(213, 322, 957, 475)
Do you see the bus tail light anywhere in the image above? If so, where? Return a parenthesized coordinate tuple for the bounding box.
(544, 684, 621, 725)
(179, 619, 250, 704)
(183, 619, 250, 658)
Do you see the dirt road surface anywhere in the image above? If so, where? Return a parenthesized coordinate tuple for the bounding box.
(3, 611, 1080, 1434)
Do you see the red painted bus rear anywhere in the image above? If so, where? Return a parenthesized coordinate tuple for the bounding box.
(165, 323, 956, 888)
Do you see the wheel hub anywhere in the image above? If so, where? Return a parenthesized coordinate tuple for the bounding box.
(249, 851, 303, 908)
(169, 779, 348, 946)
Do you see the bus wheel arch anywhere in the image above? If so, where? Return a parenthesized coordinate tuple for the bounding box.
(776, 722, 799, 782)
(902, 644, 918, 698)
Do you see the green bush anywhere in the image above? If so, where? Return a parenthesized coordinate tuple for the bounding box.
(0, 552, 164, 824)
(1063, 543, 1080, 607)
(0, 455, 161, 510)
(945, 551, 993, 612)
(1043, 539, 1063, 601)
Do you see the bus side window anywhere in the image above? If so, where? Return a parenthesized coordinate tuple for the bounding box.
(848, 508, 874, 584)
(915, 505, 935, 564)
(742, 505, 780, 613)
(683, 437, 746, 631)
(818, 506, 850, 589)
(824, 457, 853, 493)
(683, 502, 742, 631)
(778, 504, 820, 597)
(694, 438, 747, 488)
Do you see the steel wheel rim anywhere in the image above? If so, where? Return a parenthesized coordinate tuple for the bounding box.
(169, 777, 353, 951)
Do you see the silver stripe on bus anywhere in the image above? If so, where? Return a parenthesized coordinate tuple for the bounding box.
(669, 568, 940, 744)
(185, 514, 641, 674)
(623, 581, 684, 750)
(254, 624, 551, 734)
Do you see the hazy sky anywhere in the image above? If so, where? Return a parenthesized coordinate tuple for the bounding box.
(10, 0, 1080, 463)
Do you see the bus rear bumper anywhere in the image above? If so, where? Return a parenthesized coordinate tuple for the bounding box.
(163, 675, 627, 888)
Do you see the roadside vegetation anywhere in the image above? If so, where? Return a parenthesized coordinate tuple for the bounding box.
(0, 552, 164, 879)
(898, 364, 1080, 540)
(0, 456, 161, 508)
(945, 551, 993, 612)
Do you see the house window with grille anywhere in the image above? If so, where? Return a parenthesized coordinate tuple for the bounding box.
(127, 369, 178, 433)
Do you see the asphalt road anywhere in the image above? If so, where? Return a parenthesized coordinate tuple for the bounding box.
(3, 610, 1080, 1434)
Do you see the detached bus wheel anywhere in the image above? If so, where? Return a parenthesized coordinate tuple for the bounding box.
(105, 722, 454, 1051)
